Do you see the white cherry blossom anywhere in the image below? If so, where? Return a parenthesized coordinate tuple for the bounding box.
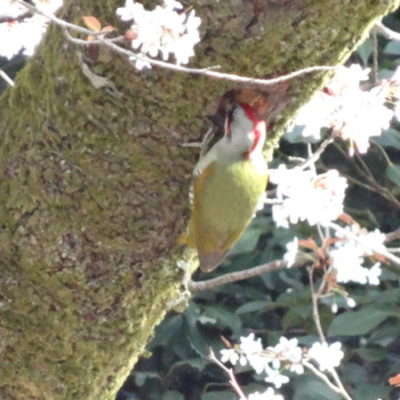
(308, 342, 344, 371)
(269, 337, 304, 374)
(116, 0, 201, 69)
(219, 334, 304, 392)
(0, 0, 63, 59)
(286, 64, 394, 154)
(220, 348, 241, 366)
(269, 166, 347, 228)
(264, 366, 290, 388)
(0, 0, 27, 19)
(248, 387, 284, 400)
(283, 237, 299, 267)
(330, 225, 386, 285)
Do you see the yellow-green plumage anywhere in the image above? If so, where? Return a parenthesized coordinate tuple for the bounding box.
(187, 158, 268, 271)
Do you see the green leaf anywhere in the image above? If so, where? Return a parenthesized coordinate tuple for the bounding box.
(342, 362, 368, 385)
(384, 40, 400, 55)
(357, 345, 387, 362)
(275, 288, 310, 308)
(282, 310, 307, 330)
(293, 375, 341, 400)
(365, 288, 400, 304)
(185, 323, 211, 356)
(163, 391, 184, 400)
(202, 306, 242, 332)
(184, 302, 202, 327)
(176, 358, 209, 371)
(328, 308, 391, 336)
(149, 314, 183, 348)
(372, 129, 400, 150)
(236, 300, 267, 314)
(229, 217, 270, 256)
(369, 319, 400, 346)
(134, 371, 161, 387)
(386, 164, 400, 186)
(378, 68, 397, 80)
(353, 384, 391, 400)
(185, 320, 222, 357)
(201, 391, 236, 400)
(357, 38, 372, 66)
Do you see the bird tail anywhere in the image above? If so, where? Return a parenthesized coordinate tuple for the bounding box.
(198, 251, 228, 272)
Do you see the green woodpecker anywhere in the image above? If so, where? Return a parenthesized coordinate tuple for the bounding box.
(186, 97, 268, 272)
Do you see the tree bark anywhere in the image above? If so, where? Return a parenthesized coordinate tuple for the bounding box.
(0, 0, 398, 399)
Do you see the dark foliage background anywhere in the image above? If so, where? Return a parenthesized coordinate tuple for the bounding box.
(116, 9, 400, 400)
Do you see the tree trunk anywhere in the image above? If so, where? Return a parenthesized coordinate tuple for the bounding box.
(0, 0, 398, 399)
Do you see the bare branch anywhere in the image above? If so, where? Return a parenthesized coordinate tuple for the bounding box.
(17, 0, 338, 88)
(303, 361, 343, 396)
(189, 257, 310, 292)
(63, 30, 125, 45)
(300, 134, 334, 170)
(374, 21, 400, 41)
(0, 69, 15, 87)
(303, 361, 352, 400)
(328, 368, 353, 400)
(386, 227, 400, 242)
(371, 28, 378, 85)
(189, 260, 286, 291)
(308, 266, 327, 343)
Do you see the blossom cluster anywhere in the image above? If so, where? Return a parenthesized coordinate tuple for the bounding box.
(269, 165, 347, 228)
(287, 64, 394, 155)
(0, 0, 63, 59)
(220, 334, 344, 397)
(283, 224, 387, 286)
(116, 0, 201, 70)
(330, 225, 385, 285)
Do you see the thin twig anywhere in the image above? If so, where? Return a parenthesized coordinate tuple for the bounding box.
(263, 198, 284, 205)
(0, 69, 15, 87)
(307, 266, 327, 343)
(189, 260, 287, 292)
(386, 227, 400, 242)
(300, 135, 334, 170)
(307, 268, 353, 400)
(17, 0, 338, 87)
(303, 361, 345, 397)
(354, 150, 376, 181)
(82, 32, 337, 86)
(189, 254, 311, 292)
(287, 156, 306, 163)
(332, 143, 400, 209)
(371, 140, 393, 166)
(332, 142, 374, 182)
(328, 368, 353, 400)
(375, 21, 400, 41)
(344, 174, 380, 193)
(209, 349, 248, 400)
(371, 28, 378, 85)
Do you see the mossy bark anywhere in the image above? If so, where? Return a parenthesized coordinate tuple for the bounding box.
(0, 0, 398, 399)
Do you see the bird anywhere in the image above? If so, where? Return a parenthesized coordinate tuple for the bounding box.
(185, 92, 269, 272)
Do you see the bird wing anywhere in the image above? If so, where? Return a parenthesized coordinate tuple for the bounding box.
(190, 161, 237, 272)
(186, 161, 215, 247)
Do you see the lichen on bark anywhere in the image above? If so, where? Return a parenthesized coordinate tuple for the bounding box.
(0, 0, 399, 399)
